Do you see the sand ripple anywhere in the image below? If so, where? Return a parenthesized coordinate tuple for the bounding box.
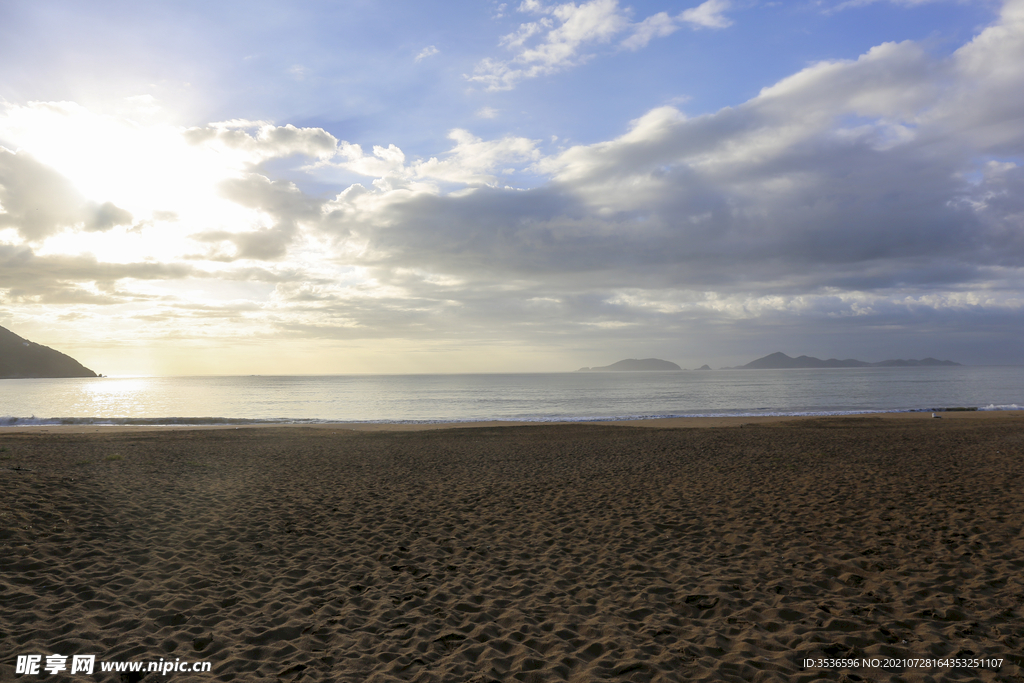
(1, 418, 1023, 681)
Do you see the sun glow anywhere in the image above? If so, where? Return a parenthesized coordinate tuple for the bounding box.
(0, 100, 278, 265)
(0, 100, 256, 230)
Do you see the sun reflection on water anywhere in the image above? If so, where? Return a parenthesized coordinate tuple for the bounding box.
(80, 377, 152, 415)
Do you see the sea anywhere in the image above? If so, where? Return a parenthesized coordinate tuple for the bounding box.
(0, 366, 1022, 427)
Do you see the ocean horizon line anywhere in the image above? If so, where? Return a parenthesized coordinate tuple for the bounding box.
(8, 363, 1024, 381)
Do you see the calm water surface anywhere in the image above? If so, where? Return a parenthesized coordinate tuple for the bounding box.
(1, 367, 1021, 426)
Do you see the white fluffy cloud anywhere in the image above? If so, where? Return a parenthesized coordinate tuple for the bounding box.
(412, 130, 541, 185)
(471, 0, 627, 90)
(415, 45, 440, 61)
(470, 0, 731, 90)
(325, 130, 541, 188)
(679, 0, 732, 29)
(620, 12, 678, 50)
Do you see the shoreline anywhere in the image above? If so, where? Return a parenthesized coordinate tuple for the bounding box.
(1, 408, 1021, 433)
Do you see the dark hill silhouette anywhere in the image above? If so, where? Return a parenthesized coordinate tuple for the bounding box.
(729, 352, 960, 370)
(578, 358, 682, 372)
(0, 325, 97, 379)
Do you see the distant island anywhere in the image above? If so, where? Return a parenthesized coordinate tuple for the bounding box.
(0, 325, 98, 379)
(725, 352, 961, 370)
(578, 358, 682, 372)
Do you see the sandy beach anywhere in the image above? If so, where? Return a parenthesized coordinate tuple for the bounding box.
(2, 414, 1022, 682)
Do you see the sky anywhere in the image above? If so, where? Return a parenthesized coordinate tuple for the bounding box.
(0, 0, 1022, 375)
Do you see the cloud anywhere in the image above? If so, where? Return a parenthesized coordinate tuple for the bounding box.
(326, 129, 541, 188)
(470, 0, 631, 90)
(679, 0, 733, 29)
(413, 130, 541, 185)
(194, 226, 296, 261)
(471, 0, 734, 89)
(187, 173, 327, 261)
(620, 12, 678, 50)
(0, 242, 194, 299)
(0, 101, 266, 231)
(619, 0, 732, 50)
(309, 0, 1024, 347)
(184, 120, 338, 160)
(0, 148, 134, 240)
(218, 174, 322, 229)
(87, 202, 134, 232)
(415, 45, 440, 61)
